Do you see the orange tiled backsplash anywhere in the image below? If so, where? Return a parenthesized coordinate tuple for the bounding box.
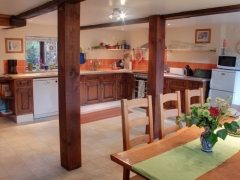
(3, 60, 26, 74)
(80, 59, 149, 71)
(3, 59, 217, 74)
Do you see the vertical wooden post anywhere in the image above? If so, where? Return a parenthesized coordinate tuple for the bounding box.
(58, 3, 81, 170)
(147, 15, 166, 139)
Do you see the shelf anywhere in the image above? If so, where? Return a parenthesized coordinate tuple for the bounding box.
(166, 49, 216, 52)
(0, 95, 14, 99)
(91, 48, 130, 51)
(0, 110, 15, 117)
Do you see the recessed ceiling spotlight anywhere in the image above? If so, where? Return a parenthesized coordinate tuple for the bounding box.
(167, 24, 170, 25)
(109, 8, 126, 20)
(29, 19, 33, 21)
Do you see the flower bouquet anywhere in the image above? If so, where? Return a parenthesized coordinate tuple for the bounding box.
(177, 96, 239, 149)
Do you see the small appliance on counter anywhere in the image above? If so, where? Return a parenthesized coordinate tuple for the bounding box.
(169, 67, 185, 75)
(8, 59, 18, 74)
(185, 65, 193, 76)
(193, 69, 212, 78)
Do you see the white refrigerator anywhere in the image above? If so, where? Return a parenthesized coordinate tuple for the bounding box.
(209, 69, 240, 106)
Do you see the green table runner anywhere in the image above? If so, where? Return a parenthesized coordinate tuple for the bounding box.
(132, 135, 240, 180)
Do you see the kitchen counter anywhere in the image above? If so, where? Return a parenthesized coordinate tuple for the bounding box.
(6, 70, 210, 82)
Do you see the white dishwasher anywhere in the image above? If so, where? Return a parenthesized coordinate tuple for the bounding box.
(33, 78, 58, 118)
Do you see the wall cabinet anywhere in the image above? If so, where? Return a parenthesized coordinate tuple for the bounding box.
(9, 79, 33, 115)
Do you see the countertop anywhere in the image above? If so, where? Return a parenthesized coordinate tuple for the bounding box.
(6, 70, 210, 82)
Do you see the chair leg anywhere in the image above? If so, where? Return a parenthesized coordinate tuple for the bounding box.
(123, 167, 130, 180)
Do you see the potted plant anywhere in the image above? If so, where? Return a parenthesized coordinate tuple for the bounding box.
(177, 96, 239, 152)
(49, 62, 56, 70)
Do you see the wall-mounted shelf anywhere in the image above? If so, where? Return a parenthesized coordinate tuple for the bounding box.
(91, 48, 131, 51)
(0, 95, 14, 99)
(165, 49, 216, 53)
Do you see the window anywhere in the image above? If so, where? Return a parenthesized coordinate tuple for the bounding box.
(25, 36, 58, 67)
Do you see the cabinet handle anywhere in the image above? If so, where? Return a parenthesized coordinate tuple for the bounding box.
(20, 81, 28, 86)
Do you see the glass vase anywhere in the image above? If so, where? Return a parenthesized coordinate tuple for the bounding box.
(200, 125, 212, 152)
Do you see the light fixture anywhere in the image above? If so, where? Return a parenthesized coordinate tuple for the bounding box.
(109, 8, 126, 20)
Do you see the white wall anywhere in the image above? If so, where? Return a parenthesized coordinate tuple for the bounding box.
(223, 24, 240, 58)
(0, 24, 57, 75)
(80, 29, 129, 60)
(0, 24, 129, 75)
(126, 29, 149, 60)
(166, 24, 221, 64)
(125, 24, 224, 64)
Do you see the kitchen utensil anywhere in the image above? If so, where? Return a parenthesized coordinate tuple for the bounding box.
(185, 65, 193, 76)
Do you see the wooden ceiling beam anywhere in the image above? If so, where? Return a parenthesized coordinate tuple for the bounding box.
(80, 17, 149, 30)
(0, 14, 10, 26)
(16, 0, 85, 19)
(162, 4, 240, 20)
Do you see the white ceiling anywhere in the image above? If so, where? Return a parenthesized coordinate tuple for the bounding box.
(1, 0, 240, 30)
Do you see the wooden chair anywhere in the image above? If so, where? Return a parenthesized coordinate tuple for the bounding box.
(121, 95, 154, 180)
(158, 91, 182, 139)
(185, 88, 204, 115)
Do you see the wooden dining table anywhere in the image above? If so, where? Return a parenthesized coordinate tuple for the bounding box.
(110, 105, 240, 180)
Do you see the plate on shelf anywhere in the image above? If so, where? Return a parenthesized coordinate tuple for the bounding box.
(0, 110, 13, 115)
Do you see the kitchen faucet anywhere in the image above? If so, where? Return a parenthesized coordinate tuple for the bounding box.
(90, 59, 100, 71)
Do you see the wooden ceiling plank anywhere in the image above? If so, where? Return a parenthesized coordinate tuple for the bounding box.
(162, 4, 240, 20)
(16, 0, 85, 19)
(80, 17, 149, 30)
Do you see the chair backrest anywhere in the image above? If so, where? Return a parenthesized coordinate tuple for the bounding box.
(185, 88, 204, 115)
(158, 91, 182, 139)
(121, 95, 154, 151)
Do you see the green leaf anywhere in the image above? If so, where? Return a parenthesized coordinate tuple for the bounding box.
(224, 123, 231, 131)
(189, 117, 199, 127)
(206, 133, 218, 147)
(216, 129, 228, 140)
(230, 121, 240, 132)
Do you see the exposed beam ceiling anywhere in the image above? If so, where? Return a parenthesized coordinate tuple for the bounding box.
(80, 17, 149, 30)
(162, 4, 240, 20)
(16, 0, 85, 19)
(80, 4, 240, 30)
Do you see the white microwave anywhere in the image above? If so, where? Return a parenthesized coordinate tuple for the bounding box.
(217, 56, 240, 70)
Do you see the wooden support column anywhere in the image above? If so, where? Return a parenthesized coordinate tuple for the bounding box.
(58, 3, 81, 171)
(147, 15, 165, 139)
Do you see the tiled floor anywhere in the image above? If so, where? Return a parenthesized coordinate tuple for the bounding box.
(0, 101, 177, 180)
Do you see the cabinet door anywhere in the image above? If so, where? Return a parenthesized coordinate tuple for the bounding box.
(101, 80, 116, 102)
(168, 87, 185, 113)
(84, 81, 101, 105)
(116, 80, 125, 100)
(15, 88, 33, 115)
(125, 74, 133, 100)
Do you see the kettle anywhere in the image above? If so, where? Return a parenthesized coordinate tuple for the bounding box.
(185, 65, 193, 76)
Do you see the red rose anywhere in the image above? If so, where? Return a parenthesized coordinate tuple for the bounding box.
(209, 107, 219, 117)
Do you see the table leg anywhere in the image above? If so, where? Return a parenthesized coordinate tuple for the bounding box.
(123, 167, 130, 180)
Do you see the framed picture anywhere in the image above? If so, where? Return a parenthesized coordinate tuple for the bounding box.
(195, 29, 211, 44)
(5, 38, 23, 53)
